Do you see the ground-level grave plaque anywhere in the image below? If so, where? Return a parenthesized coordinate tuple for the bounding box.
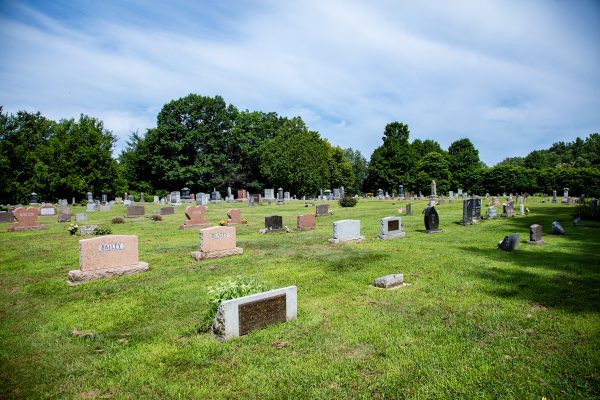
(552, 221, 565, 235)
(160, 206, 175, 215)
(191, 226, 243, 260)
(39, 204, 56, 216)
(527, 224, 544, 245)
(423, 206, 442, 233)
(296, 214, 316, 231)
(227, 209, 242, 225)
(8, 207, 44, 232)
(67, 235, 149, 285)
(264, 215, 286, 233)
(180, 205, 211, 229)
(211, 286, 297, 341)
(126, 205, 145, 218)
(79, 225, 98, 236)
(373, 274, 407, 289)
(498, 233, 520, 251)
(329, 220, 365, 244)
(377, 217, 405, 240)
(315, 204, 332, 217)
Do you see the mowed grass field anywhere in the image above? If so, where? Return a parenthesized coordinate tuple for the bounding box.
(1, 198, 599, 399)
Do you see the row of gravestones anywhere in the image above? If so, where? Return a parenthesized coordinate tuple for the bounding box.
(498, 221, 567, 251)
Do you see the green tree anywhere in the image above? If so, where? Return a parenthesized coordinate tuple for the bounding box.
(328, 145, 355, 191)
(447, 138, 481, 191)
(342, 147, 368, 194)
(414, 152, 452, 194)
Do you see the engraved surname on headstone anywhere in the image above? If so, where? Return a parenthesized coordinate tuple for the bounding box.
(238, 294, 287, 336)
(388, 219, 399, 231)
(97, 242, 125, 252)
(211, 232, 230, 240)
(193, 226, 243, 259)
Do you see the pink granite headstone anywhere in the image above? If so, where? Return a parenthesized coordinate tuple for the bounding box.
(227, 209, 242, 225)
(8, 207, 44, 231)
(191, 226, 243, 260)
(180, 205, 211, 229)
(296, 214, 316, 231)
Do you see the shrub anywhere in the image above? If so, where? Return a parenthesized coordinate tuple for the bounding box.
(219, 219, 227, 226)
(93, 226, 112, 235)
(111, 217, 125, 224)
(199, 276, 266, 332)
(338, 196, 358, 207)
(149, 214, 162, 221)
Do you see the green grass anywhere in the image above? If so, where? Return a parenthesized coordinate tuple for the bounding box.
(1, 198, 599, 399)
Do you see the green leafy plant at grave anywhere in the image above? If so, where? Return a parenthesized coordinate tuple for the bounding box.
(111, 217, 125, 224)
(199, 276, 267, 332)
(149, 214, 162, 221)
(92, 226, 112, 235)
(338, 196, 358, 207)
(67, 224, 78, 235)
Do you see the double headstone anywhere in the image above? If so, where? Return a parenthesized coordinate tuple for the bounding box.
(67, 235, 149, 285)
(329, 220, 365, 244)
(160, 206, 175, 215)
(180, 205, 211, 229)
(423, 206, 442, 233)
(7, 207, 44, 231)
(377, 217, 405, 240)
(191, 226, 243, 260)
(39, 204, 56, 216)
(227, 209, 242, 225)
(462, 198, 481, 225)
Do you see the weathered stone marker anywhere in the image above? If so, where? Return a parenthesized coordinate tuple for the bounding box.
(264, 215, 286, 233)
(329, 220, 365, 244)
(462, 198, 482, 225)
(160, 206, 175, 215)
(296, 214, 316, 231)
(405, 203, 412, 216)
(498, 233, 520, 251)
(8, 207, 44, 231)
(423, 206, 442, 233)
(75, 213, 88, 222)
(315, 204, 331, 217)
(227, 209, 242, 225)
(486, 206, 498, 219)
(67, 235, 149, 285)
(501, 201, 515, 218)
(191, 226, 243, 260)
(527, 224, 544, 244)
(211, 286, 297, 341)
(126, 205, 145, 218)
(0, 211, 14, 223)
(377, 217, 405, 240)
(180, 205, 211, 229)
(552, 221, 565, 235)
(39, 204, 56, 216)
(373, 274, 405, 289)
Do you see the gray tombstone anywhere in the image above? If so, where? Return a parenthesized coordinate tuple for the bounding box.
(160, 207, 175, 215)
(87, 192, 93, 203)
(329, 220, 365, 243)
(527, 224, 544, 244)
(552, 221, 565, 235)
(405, 203, 412, 216)
(498, 233, 520, 251)
(264, 188, 275, 200)
(462, 199, 481, 225)
(316, 204, 331, 217)
(377, 217, 405, 240)
(373, 274, 404, 289)
(486, 206, 498, 219)
(86, 202, 96, 212)
(502, 201, 515, 218)
(101, 194, 107, 203)
(0, 211, 15, 223)
(552, 190, 557, 203)
(76, 213, 88, 222)
(431, 180, 437, 198)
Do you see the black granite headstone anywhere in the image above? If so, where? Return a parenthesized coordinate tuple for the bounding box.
(424, 206, 442, 233)
(265, 215, 285, 232)
(498, 233, 520, 251)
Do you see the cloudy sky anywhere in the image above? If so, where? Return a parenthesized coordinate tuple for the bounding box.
(1, 0, 599, 165)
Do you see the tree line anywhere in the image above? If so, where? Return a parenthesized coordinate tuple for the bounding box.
(1, 95, 599, 204)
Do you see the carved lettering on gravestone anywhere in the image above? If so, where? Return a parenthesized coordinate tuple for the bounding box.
(238, 294, 287, 336)
(388, 219, 399, 231)
(8, 207, 43, 231)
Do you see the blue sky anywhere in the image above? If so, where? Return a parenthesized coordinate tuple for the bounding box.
(1, 0, 599, 165)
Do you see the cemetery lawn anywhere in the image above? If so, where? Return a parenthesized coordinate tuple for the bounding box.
(1, 199, 599, 399)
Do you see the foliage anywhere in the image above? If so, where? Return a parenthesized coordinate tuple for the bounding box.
(149, 214, 162, 221)
(328, 145, 355, 191)
(200, 276, 267, 331)
(338, 196, 358, 207)
(67, 224, 78, 235)
(111, 217, 125, 224)
(342, 148, 368, 194)
(92, 226, 112, 235)
(413, 152, 452, 194)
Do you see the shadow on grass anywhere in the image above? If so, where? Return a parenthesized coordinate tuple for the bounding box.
(324, 250, 387, 272)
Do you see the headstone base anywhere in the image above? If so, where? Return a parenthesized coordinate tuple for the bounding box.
(501, 212, 515, 218)
(376, 232, 406, 240)
(329, 236, 365, 244)
(527, 240, 544, 245)
(8, 225, 44, 232)
(180, 223, 212, 229)
(67, 262, 149, 285)
(191, 247, 243, 260)
(423, 229, 442, 234)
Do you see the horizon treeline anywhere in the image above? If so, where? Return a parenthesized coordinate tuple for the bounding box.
(1, 95, 599, 204)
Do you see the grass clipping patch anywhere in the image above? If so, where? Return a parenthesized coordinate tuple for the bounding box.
(199, 276, 267, 332)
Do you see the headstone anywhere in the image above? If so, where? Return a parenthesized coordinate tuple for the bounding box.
(329, 220, 365, 243)
(7, 207, 44, 231)
(296, 214, 316, 231)
(492, 197, 500, 206)
(39, 204, 56, 216)
(562, 188, 569, 204)
(237, 189, 247, 202)
(405, 203, 412, 216)
(140, 192, 145, 203)
(227, 209, 242, 225)
(78, 225, 98, 236)
(181, 187, 190, 201)
(462, 199, 481, 225)
(75, 213, 88, 222)
(264, 188, 275, 200)
(519, 203, 525, 215)
(284, 192, 290, 201)
(211, 286, 297, 341)
(226, 187, 234, 202)
(115, 197, 123, 204)
(527, 224, 544, 244)
(449, 190, 454, 198)
(551, 221, 565, 235)
(0, 211, 14, 223)
(377, 217, 405, 240)
(160, 206, 175, 215)
(431, 180, 437, 197)
(101, 194, 108, 203)
(501, 201, 515, 218)
(399, 185, 404, 199)
(277, 188, 284, 205)
(373, 274, 404, 289)
(86, 202, 96, 212)
(87, 192, 93, 203)
(126, 205, 145, 218)
(67, 235, 149, 285)
(333, 188, 341, 200)
(552, 190, 557, 203)
(154, 196, 159, 203)
(315, 204, 331, 217)
(180, 205, 211, 229)
(264, 215, 285, 232)
(58, 212, 72, 223)
(457, 189, 463, 197)
(423, 206, 442, 233)
(486, 206, 498, 219)
(191, 226, 243, 260)
(99, 204, 111, 212)
(437, 198, 445, 205)
(498, 233, 520, 251)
